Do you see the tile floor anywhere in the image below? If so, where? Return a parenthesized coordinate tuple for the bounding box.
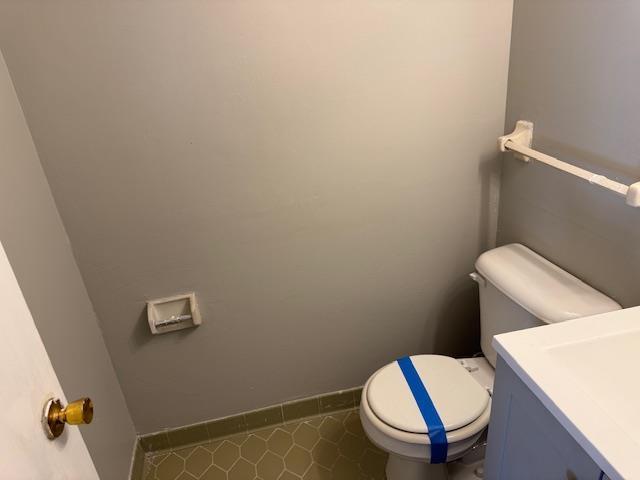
(142, 408, 387, 480)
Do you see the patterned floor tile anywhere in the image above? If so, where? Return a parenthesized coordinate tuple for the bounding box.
(142, 408, 387, 479)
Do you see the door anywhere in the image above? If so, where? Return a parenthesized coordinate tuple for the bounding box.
(0, 242, 98, 479)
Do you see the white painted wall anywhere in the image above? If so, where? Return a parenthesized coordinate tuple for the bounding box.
(0, 0, 513, 433)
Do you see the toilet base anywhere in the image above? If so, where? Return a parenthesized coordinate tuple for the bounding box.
(386, 454, 449, 480)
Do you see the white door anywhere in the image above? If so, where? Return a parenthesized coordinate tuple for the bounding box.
(0, 242, 98, 479)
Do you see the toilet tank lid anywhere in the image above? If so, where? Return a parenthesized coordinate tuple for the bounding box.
(475, 244, 621, 324)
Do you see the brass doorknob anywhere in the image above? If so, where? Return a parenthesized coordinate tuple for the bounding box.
(42, 397, 93, 439)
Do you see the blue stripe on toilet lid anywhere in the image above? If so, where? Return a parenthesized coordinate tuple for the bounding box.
(367, 355, 489, 434)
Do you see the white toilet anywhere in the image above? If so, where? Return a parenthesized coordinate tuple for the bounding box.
(360, 243, 621, 480)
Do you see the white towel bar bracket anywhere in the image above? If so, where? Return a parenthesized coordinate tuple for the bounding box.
(498, 120, 640, 208)
(498, 120, 534, 162)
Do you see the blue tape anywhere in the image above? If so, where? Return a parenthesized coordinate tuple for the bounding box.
(397, 356, 448, 464)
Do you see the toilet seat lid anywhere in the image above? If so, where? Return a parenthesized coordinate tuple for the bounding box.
(367, 355, 490, 434)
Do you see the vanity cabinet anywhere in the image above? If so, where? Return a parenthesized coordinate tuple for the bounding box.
(485, 358, 605, 480)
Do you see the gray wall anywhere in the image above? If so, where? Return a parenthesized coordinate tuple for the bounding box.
(0, 51, 135, 479)
(0, 0, 513, 433)
(500, 0, 640, 307)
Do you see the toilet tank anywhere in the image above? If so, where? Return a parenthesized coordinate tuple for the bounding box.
(473, 244, 621, 367)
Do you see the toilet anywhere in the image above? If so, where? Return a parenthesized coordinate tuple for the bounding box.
(360, 243, 621, 480)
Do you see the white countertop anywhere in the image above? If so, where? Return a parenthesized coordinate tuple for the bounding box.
(493, 306, 640, 480)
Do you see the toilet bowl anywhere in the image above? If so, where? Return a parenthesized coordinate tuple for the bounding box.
(360, 356, 494, 480)
(360, 244, 621, 480)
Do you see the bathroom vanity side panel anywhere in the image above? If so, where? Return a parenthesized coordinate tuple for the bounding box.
(486, 357, 602, 480)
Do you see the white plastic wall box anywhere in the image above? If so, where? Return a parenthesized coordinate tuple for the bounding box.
(146, 292, 201, 334)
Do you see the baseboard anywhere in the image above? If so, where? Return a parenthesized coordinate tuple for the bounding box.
(133, 386, 363, 467)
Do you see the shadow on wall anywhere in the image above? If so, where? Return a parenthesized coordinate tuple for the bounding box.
(421, 276, 481, 359)
(413, 150, 499, 360)
(477, 151, 503, 254)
